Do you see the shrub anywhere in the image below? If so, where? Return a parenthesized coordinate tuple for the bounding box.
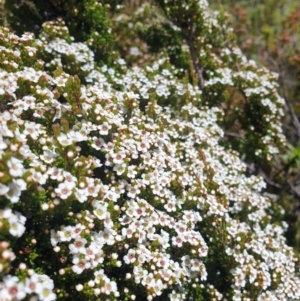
(3, 0, 123, 64)
(208, 0, 300, 249)
(114, 1, 286, 168)
(0, 1, 300, 301)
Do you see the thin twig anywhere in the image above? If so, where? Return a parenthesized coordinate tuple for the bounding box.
(224, 131, 245, 139)
(267, 54, 300, 138)
(185, 20, 204, 90)
(258, 168, 282, 189)
(288, 180, 300, 198)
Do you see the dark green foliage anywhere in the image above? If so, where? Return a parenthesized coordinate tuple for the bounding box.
(4, 0, 120, 64)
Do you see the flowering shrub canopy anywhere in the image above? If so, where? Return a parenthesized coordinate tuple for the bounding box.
(0, 1, 300, 301)
(120, 1, 286, 167)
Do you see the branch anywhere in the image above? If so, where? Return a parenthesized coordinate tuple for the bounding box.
(267, 54, 300, 139)
(246, 163, 282, 189)
(288, 180, 300, 198)
(185, 20, 204, 90)
(224, 131, 245, 139)
(283, 89, 300, 139)
(258, 168, 282, 189)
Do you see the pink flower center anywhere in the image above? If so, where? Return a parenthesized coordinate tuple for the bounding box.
(8, 287, 18, 296)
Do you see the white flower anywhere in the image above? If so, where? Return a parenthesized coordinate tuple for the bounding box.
(99, 122, 111, 135)
(124, 249, 136, 264)
(0, 275, 26, 300)
(104, 279, 118, 295)
(40, 149, 58, 163)
(91, 137, 105, 150)
(55, 182, 73, 200)
(22, 95, 36, 110)
(69, 237, 87, 254)
(0, 208, 13, 219)
(76, 284, 83, 291)
(24, 121, 40, 140)
(5, 182, 22, 203)
(47, 167, 62, 180)
(50, 229, 60, 247)
(0, 183, 9, 195)
(31, 170, 48, 185)
(57, 133, 72, 146)
(0, 136, 8, 149)
(127, 186, 141, 199)
(72, 256, 91, 274)
(129, 46, 140, 56)
(0, 123, 14, 137)
(25, 274, 43, 294)
(98, 228, 115, 245)
(127, 165, 137, 178)
(57, 226, 73, 242)
(133, 266, 148, 284)
(190, 259, 203, 272)
(37, 278, 56, 301)
(74, 187, 88, 203)
(122, 225, 135, 238)
(62, 171, 77, 188)
(7, 157, 24, 177)
(142, 272, 155, 287)
(137, 140, 150, 153)
(112, 151, 126, 165)
(12, 178, 27, 191)
(8, 212, 26, 237)
(152, 279, 164, 296)
(164, 200, 176, 212)
(93, 202, 108, 220)
(172, 236, 183, 248)
(113, 163, 126, 176)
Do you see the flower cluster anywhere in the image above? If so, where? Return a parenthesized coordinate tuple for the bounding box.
(129, 0, 286, 165)
(0, 272, 56, 301)
(0, 11, 299, 301)
(40, 20, 95, 79)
